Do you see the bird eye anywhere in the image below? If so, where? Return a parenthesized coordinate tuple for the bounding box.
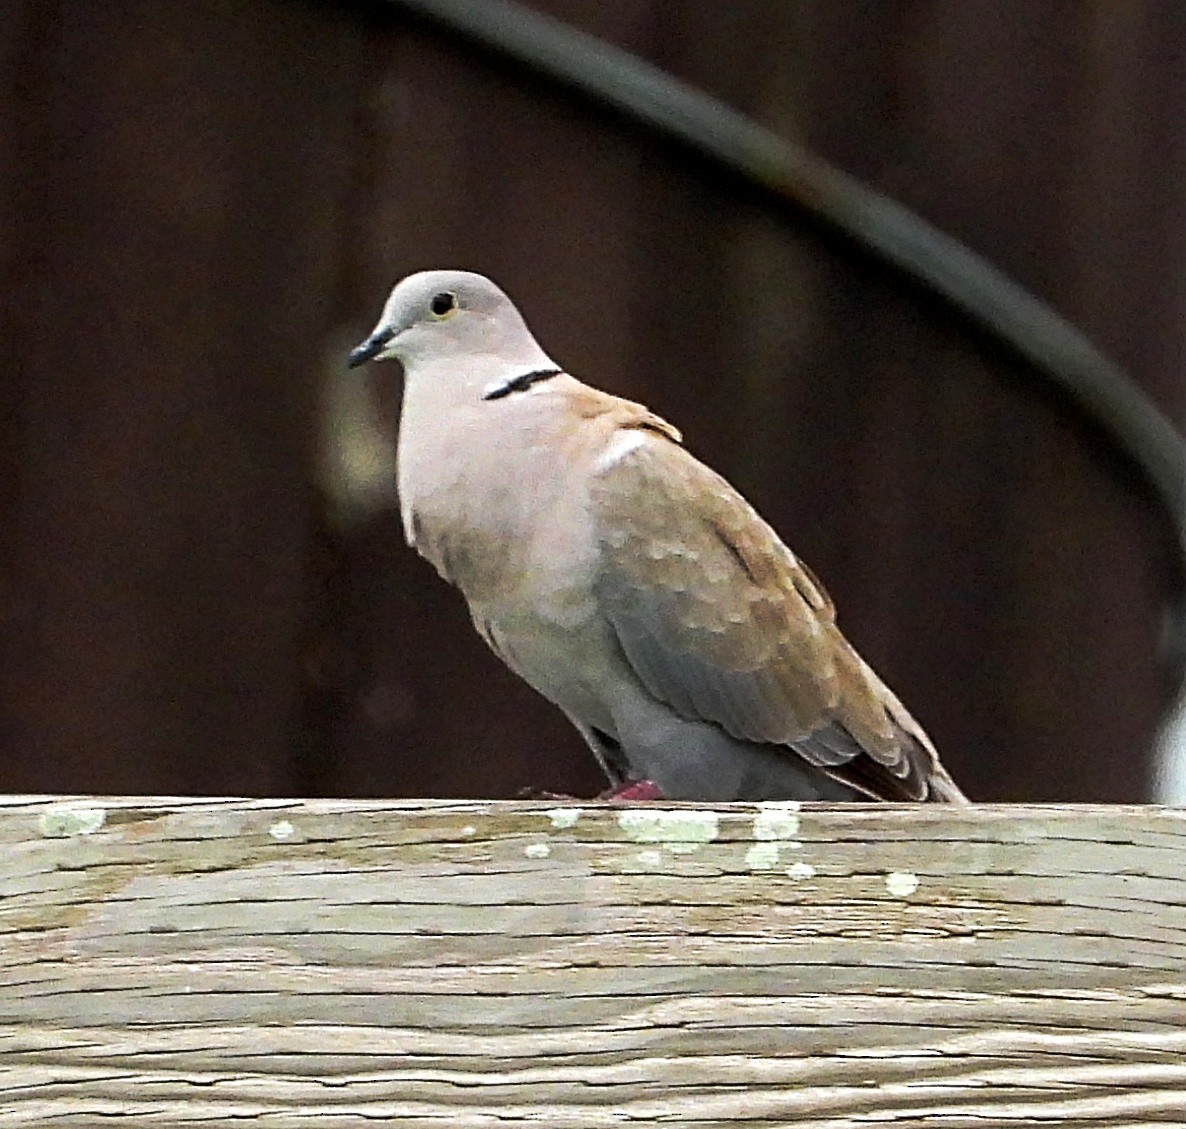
(430, 291, 457, 318)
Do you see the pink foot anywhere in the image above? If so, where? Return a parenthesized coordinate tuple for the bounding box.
(598, 778, 665, 802)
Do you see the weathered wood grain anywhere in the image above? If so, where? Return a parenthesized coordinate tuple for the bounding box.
(0, 797, 1184, 1126)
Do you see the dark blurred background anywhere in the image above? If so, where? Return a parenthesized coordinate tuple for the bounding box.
(2, 0, 1184, 801)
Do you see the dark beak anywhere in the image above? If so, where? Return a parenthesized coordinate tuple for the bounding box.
(347, 326, 395, 369)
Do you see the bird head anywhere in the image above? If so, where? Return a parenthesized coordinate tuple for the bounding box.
(348, 270, 555, 377)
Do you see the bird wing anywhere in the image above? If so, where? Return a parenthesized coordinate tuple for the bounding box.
(589, 427, 947, 801)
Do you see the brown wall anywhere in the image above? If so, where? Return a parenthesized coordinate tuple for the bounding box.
(1, 0, 1183, 801)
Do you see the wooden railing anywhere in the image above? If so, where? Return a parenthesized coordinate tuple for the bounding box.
(2, 797, 1183, 1124)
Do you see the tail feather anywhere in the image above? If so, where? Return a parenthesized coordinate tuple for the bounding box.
(926, 764, 970, 804)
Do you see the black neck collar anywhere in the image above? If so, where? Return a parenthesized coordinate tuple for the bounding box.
(482, 367, 563, 401)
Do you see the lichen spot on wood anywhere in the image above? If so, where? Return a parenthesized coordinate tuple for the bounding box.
(546, 806, 583, 830)
(753, 801, 801, 841)
(886, 870, 920, 897)
(745, 841, 781, 870)
(617, 808, 719, 854)
(745, 801, 803, 870)
(268, 819, 296, 841)
(524, 841, 551, 859)
(39, 804, 106, 838)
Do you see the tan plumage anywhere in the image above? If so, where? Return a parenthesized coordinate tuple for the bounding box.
(590, 415, 960, 801)
(350, 269, 967, 803)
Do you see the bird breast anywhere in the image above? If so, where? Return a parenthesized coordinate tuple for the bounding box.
(396, 386, 620, 725)
(397, 392, 595, 606)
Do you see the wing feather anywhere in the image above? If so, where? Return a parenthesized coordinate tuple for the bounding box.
(590, 430, 960, 802)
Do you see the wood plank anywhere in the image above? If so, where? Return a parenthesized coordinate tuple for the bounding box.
(0, 797, 1183, 1126)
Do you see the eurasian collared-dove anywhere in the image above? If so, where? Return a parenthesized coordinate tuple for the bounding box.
(349, 270, 967, 803)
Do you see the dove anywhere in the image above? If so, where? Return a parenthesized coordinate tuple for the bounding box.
(349, 270, 967, 803)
